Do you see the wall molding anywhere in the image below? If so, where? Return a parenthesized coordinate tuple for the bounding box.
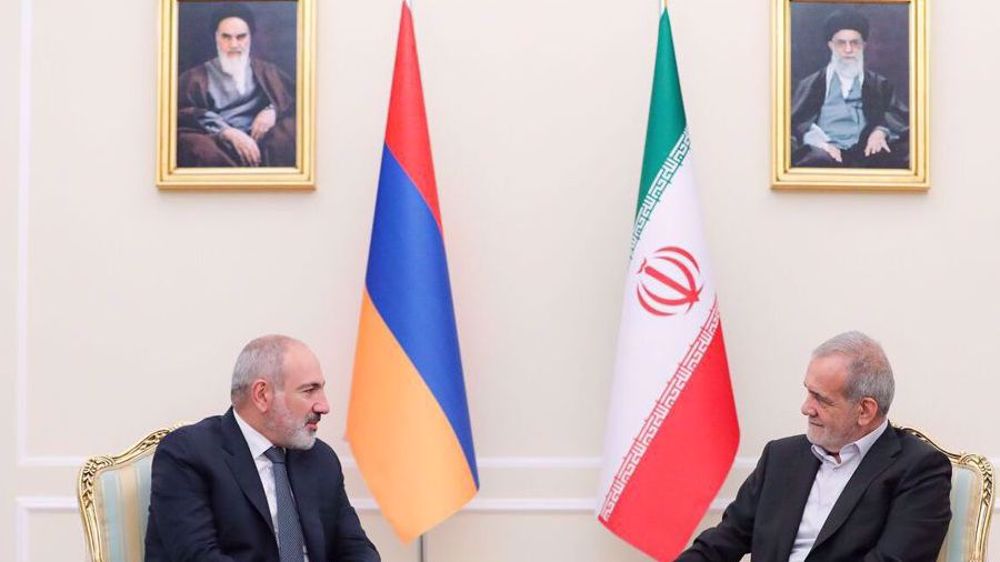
(11, 492, 708, 560)
(14, 0, 33, 468)
(21, 449, 1000, 475)
(17, 454, 764, 471)
(14, 496, 78, 562)
(19, 490, 1000, 518)
(17, 484, 1000, 562)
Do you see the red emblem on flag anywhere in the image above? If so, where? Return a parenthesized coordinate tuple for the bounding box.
(635, 246, 702, 317)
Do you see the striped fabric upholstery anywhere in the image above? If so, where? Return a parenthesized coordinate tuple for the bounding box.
(895, 426, 994, 562)
(937, 466, 983, 562)
(92, 452, 155, 562)
(79, 426, 177, 562)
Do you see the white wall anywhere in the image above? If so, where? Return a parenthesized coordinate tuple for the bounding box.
(3, 0, 999, 560)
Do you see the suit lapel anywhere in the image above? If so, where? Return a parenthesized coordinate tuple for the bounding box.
(220, 409, 275, 533)
(811, 426, 901, 551)
(287, 450, 326, 562)
(774, 442, 822, 560)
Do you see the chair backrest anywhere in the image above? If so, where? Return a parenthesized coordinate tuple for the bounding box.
(77, 426, 180, 562)
(898, 426, 995, 562)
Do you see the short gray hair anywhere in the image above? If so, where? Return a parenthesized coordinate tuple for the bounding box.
(812, 331, 895, 416)
(230, 335, 298, 406)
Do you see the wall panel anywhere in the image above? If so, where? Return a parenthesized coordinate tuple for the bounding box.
(4, 0, 1000, 560)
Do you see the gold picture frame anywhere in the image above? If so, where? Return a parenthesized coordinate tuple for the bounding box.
(157, 0, 316, 190)
(772, 0, 928, 191)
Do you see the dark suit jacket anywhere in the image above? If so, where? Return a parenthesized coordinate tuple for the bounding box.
(677, 426, 951, 562)
(144, 409, 379, 562)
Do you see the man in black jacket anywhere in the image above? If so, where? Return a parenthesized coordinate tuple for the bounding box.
(677, 331, 951, 562)
(145, 335, 379, 561)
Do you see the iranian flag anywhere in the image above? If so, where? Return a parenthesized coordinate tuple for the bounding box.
(597, 5, 739, 561)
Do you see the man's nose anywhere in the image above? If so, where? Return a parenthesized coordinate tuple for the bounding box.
(314, 391, 331, 415)
(801, 398, 815, 417)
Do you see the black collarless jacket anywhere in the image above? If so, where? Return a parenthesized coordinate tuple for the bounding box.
(677, 425, 951, 562)
(144, 409, 379, 562)
(790, 68, 909, 153)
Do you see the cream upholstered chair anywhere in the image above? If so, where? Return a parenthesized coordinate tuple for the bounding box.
(898, 426, 995, 562)
(77, 425, 181, 562)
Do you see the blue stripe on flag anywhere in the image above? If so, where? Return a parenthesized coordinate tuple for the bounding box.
(365, 144, 479, 484)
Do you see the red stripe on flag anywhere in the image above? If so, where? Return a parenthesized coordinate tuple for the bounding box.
(600, 327, 739, 561)
(385, 3, 442, 230)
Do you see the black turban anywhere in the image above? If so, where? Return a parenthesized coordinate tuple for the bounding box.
(210, 3, 256, 36)
(823, 9, 869, 41)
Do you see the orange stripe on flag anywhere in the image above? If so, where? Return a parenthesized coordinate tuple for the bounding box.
(347, 291, 477, 542)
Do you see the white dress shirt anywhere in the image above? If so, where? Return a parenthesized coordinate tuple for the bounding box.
(233, 410, 310, 561)
(789, 419, 889, 562)
(825, 61, 865, 99)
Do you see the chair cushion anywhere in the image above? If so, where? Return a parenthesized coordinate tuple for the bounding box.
(92, 452, 155, 562)
(937, 465, 983, 562)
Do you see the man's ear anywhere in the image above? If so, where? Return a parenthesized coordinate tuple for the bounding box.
(857, 396, 879, 426)
(250, 378, 272, 413)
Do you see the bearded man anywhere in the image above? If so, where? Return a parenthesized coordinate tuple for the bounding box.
(677, 331, 951, 562)
(177, 4, 296, 167)
(790, 10, 909, 168)
(145, 335, 380, 561)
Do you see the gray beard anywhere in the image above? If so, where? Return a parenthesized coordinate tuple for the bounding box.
(217, 48, 251, 95)
(831, 53, 864, 96)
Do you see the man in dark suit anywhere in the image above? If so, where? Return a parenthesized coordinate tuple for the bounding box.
(145, 335, 379, 561)
(677, 331, 951, 562)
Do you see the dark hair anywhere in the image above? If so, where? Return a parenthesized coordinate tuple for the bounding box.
(210, 3, 256, 36)
(823, 9, 870, 41)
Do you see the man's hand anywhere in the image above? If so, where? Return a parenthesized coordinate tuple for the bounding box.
(821, 142, 843, 163)
(865, 128, 891, 157)
(250, 107, 277, 142)
(220, 127, 261, 167)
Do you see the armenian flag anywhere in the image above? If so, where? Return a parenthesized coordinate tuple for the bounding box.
(347, 0, 479, 543)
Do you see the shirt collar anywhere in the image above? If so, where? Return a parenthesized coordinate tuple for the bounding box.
(233, 409, 276, 460)
(812, 418, 889, 466)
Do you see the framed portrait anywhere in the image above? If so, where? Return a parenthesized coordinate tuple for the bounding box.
(157, 0, 315, 190)
(772, 0, 928, 191)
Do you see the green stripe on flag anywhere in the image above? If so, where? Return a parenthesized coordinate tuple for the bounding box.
(634, 9, 687, 222)
(630, 129, 690, 253)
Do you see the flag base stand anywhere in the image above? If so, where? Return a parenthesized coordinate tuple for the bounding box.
(419, 534, 427, 562)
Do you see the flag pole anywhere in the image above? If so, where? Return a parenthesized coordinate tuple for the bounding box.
(408, 4, 422, 559)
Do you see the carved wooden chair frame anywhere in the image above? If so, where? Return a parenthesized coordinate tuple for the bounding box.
(77, 425, 181, 562)
(898, 425, 995, 562)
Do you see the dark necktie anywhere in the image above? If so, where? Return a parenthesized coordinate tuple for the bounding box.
(264, 446, 306, 562)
